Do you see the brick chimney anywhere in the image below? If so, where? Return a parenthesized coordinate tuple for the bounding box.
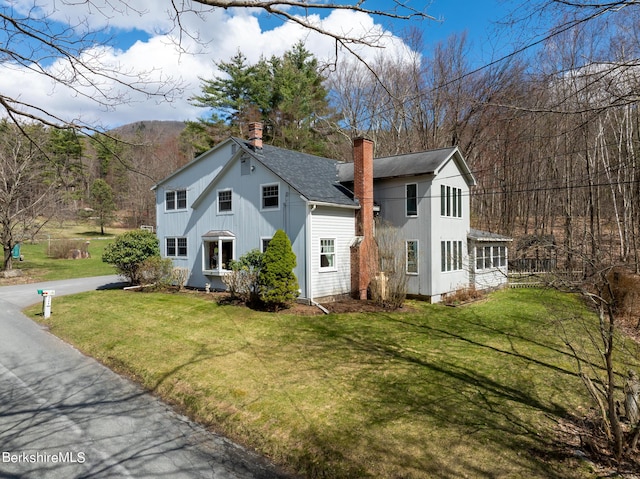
(248, 122, 263, 149)
(351, 137, 378, 300)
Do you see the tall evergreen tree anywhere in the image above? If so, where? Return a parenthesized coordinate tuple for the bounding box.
(268, 42, 331, 154)
(187, 42, 332, 156)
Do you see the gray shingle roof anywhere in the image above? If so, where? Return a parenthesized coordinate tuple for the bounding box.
(235, 139, 357, 207)
(336, 146, 475, 186)
(468, 228, 512, 242)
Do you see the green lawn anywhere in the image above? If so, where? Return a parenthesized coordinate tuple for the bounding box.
(27, 288, 640, 478)
(10, 235, 115, 281)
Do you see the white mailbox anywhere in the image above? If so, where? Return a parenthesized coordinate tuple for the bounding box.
(37, 289, 55, 318)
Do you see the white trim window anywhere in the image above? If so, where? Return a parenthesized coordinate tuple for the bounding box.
(476, 246, 484, 270)
(441, 240, 463, 272)
(261, 183, 280, 210)
(406, 183, 418, 217)
(165, 189, 187, 211)
(203, 237, 235, 273)
(166, 237, 187, 257)
(217, 189, 233, 214)
(497, 246, 507, 267)
(261, 237, 272, 253)
(320, 238, 336, 271)
(476, 245, 504, 270)
(440, 185, 462, 218)
(406, 240, 418, 274)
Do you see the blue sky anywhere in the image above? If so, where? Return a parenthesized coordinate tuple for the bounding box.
(111, 0, 514, 60)
(420, 0, 515, 63)
(0, 0, 522, 128)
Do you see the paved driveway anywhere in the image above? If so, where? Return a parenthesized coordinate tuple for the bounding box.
(0, 276, 291, 478)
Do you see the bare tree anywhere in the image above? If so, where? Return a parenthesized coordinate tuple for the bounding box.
(0, 122, 60, 271)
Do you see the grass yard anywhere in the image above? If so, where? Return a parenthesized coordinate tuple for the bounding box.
(12, 239, 115, 281)
(27, 288, 640, 478)
(7, 225, 121, 282)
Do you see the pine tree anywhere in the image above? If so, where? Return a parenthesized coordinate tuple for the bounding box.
(258, 230, 299, 310)
(89, 178, 116, 235)
(188, 42, 332, 156)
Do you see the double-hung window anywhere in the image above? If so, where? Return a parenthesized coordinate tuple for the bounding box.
(218, 189, 232, 213)
(320, 239, 336, 270)
(406, 183, 418, 217)
(166, 237, 187, 257)
(165, 189, 187, 211)
(261, 183, 279, 209)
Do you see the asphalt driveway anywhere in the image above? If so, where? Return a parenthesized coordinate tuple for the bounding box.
(0, 276, 291, 479)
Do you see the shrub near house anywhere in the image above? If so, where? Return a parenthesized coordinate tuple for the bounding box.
(102, 230, 160, 284)
(258, 230, 299, 310)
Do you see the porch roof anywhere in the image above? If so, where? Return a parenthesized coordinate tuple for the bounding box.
(202, 230, 235, 239)
(468, 229, 512, 242)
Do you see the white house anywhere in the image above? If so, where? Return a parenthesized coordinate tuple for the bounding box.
(152, 123, 510, 303)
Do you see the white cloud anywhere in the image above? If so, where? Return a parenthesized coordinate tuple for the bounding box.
(0, 1, 418, 129)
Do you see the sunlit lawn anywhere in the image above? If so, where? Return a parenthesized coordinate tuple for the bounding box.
(27, 287, 640, 478)
(6, 223, 123, 281)
(12, 238, 115, 281)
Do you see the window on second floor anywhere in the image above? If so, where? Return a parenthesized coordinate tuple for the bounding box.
(440, 185, 462, 218)
(165, 189, 187, 211)
(406, 183, 418, 217)
(218, 189, 232, 213)
(261, 183, 279, 209)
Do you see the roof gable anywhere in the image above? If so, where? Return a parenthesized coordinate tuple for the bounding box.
(190, 138, 357, 209)
(151, 138, 236, 190)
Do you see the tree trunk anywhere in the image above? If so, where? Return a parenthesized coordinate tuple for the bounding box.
(3, 245, 12, 271)
(602, 303, 624, 460)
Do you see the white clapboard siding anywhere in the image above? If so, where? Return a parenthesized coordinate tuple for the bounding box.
(309, 206, 355, 299)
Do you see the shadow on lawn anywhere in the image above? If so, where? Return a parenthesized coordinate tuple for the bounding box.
(291, 312, 589, 478)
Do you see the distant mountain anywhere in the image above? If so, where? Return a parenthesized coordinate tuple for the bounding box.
(109, 120, 187, 140)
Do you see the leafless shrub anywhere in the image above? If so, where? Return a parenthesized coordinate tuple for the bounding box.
(602, 269, 640, 328)
(371, 220, 407, 309)
(171, 267, 189, 290)
(48, 239, 87, 259)
(138, 256, 175, 289)
(442, 286, 483, 306)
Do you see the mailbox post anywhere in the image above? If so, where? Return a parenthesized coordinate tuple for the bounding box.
(37, 289, 55, 318)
